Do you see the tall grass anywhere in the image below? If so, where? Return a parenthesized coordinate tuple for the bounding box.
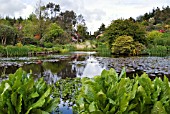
(146, 45, 169, 56)
(97, 42, 111, 56)
(6, 45, 29, 57)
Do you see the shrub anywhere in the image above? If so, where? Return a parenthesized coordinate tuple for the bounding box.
(44, 42, 53, 48)
(111, 35, 134, 55)
(147, 30, 163, 44)
(146, 45, 168, 56)
(103, 19, 146, 48)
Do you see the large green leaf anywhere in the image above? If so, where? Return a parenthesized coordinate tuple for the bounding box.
(119, 67, 126, 80)
(89, 102, 99, 112)
(26, 87, 51, 114)
(119, 93, 130, 113)
(11, 91, 17, 107)
(151, 101, 167, 114)
(16, 94, 22, 114)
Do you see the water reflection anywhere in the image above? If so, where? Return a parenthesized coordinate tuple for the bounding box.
(0, 52, 106, 83)
(77, 55, 106, 78)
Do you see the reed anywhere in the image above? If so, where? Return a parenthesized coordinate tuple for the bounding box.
(97, 42, 111, 56)
(6, 45, 29, 57)
(146, 45, 168, 56)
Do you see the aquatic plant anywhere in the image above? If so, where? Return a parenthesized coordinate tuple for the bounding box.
(0, 68, 59, 114)
(97, 42, 111, 56)
(75, 68, 170, 114)
(6, 45, 29, 57)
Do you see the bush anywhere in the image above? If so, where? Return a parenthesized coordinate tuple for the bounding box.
(44, 42, 53, 48)
(146, 45, 168, 56)
(103, 19, 146, 48)
(111, 35, 134, 55)
(147, 30, 163, 44)
(21, 37, 39, 45)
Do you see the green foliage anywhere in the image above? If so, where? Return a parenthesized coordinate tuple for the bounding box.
(97, 42, 111, 56)
(21, 37, 39, 45)
(111, 35, 145, 55)
(147, 30, 163, 44)
(77, 24, 88, 40)
(44, 42, 53, 48)
(0, 68, 59, 114)
(22, 20, 39, 38)
(5, 45, 29, 57)
(75, 68, 170, 114)
(55, 78, 81, 107)
(112, 35, 134, 55)
(153, 32, 170, 46)
(0, 45, 6, 56)
(0, 24, 16, 45)
(103, 19, 146, 48)
(43, 23, 64, 43)
(146, 45, 168, 56)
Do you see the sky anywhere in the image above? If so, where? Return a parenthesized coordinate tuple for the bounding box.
(0, 0, 169, 33)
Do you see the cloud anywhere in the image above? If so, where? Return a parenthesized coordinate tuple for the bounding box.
(0, 0, 27, 17)
(0, 0, 169, 32)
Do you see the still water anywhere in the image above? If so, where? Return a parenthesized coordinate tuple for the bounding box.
(0, 51, 107, 114)
(0, 51, 107, 83)
(0, 51, 169, 113)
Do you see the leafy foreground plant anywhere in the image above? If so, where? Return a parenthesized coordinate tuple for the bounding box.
(75, 68, 170, 114)
(0, 68, 59, 114)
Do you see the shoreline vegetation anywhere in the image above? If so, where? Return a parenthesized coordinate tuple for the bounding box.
(0, 5, 170, 57)
(0, 2, 170, 114)
(1, 68, 170, 113)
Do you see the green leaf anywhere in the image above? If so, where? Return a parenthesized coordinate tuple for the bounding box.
(26, 87, 51, 114)
(97, 90, 106, 103)
(89, 102, 98, 112)
(16, 94, 22, 114)
(7, 99, 15, 114)
(130, 81, 138, 100)
(119, 93, 130, 113)
(151, 101, 167, 114)
(44, 97, 60, 112)
(103, 103, 110, 113)
(31, 109, 49, 114)
(119, 67, 126, 79)
(1, 82, 11, 96)
(11, 91, 17, 107)
(28, 92, 39, 99)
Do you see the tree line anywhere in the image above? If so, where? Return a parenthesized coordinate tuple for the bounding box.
(0, 1, 89, 46)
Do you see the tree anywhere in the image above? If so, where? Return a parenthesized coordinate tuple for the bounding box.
(22, 20, 39, 38)
(42, 23, 64, 43)
(77, 24, 88, 41)
(0, 24, 16, 45)
(103, 19, 146, 48)
(41, 2, 60, 20)
(98, 23, 105, 33)
(35, 0, 45, 39)
(94, 23, 105, 37)
(76, 14, 85, 26)
(56, 10, 77, 33)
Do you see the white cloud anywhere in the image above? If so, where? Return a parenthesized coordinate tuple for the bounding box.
(0, 0, 169, 33)
(0, 0, 27, 17)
